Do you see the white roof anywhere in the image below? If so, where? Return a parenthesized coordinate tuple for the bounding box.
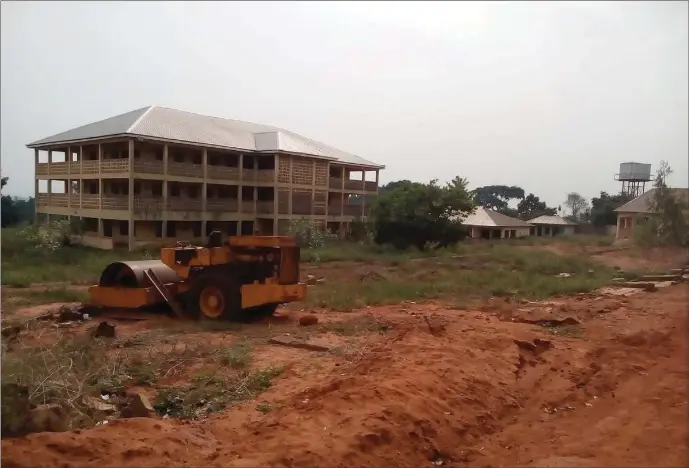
(27, 105, 384, 169)
(527, 215, 576, 226)
(460, 206, 533, 228)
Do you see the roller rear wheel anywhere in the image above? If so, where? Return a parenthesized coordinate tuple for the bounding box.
(187, 271, 244, 321)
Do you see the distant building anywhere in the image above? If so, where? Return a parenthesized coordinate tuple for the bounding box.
(29, 106, 384, 250)
(460, 207, 532, 239)
(527, 215, 576, 237)
(613, 188, 689, 240)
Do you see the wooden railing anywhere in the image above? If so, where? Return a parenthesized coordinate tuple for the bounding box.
(241, 169, 256, 182)
(133, 160, 164, 174)
(329, 178, 343, 189)
(81, 194, 100, 209)
(240, 200, 255, 213)
(207, 166, 240, 181)
(133, 197, 164, 213)
(81, 161, 100, 175)
(34, 161, 285, 186)
(364, 181, 378, 192)
(36, 164, 49, 176)
(328, 204, 342, 215)
(168, 162, 203, 178)
(343, 204, 362, 216)
(207, 199, 239, 212)
(344, 179, 365, 191)
(101, 196, 128, 209)
(167, 198, 203, 211)
(101, 159, 130, 174)
(50, 194, 68, 207)
(256, 170, 275, 183)
(36, 194, 49, 205)
(49, 162, 70, 176)
(256, 201, 274, 214)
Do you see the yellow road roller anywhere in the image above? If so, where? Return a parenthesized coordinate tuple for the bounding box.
(87, 232, 306, 321)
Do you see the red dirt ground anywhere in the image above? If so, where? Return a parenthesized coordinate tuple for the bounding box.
(2, 282, 687, 468)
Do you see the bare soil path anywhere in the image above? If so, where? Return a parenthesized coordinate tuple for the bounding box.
(2, 283, 686, 468)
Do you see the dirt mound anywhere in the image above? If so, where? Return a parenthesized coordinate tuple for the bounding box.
(2, 287, 687, 468)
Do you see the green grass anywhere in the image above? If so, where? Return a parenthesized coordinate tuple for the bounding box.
(2, 226, 617, 286)
(1, 227, 151, 286)
(304, 244, 617, 310)
(2, 226, 622, 315)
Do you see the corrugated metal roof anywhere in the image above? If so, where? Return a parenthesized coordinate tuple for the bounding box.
(527, 215, 575, 226)
(460, 206, 533, 228)
(614, 188, 689, 214)
(27, 105, 384, 169)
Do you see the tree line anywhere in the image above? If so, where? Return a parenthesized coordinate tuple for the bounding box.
(369, 175, 674, 250)
(1, 178, 35, 228)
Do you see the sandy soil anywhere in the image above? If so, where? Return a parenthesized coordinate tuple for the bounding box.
(2, 280, 687, 468)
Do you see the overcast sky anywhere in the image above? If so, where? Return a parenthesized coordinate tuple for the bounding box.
(1, 1, 687, 207)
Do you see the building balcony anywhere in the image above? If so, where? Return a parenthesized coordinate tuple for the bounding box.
(36, 160, 277, 184)
(328, 178, 377, 192)
(36, 159, 131, 177)
(36, 194, 129, 209)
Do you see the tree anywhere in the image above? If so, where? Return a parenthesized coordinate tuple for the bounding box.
(1, 178, 36, 228)
(517, 193, 557, 220)
(589, 191, 633, 226)
(371, 178, 474, 250)
(564, 192, 590, 221)
(471, 185, 525, 214)
(1, 177, 19, 227)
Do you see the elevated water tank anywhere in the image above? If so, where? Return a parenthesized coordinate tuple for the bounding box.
(617, 162, 652, 181)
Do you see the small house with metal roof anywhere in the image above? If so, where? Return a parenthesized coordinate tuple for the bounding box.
(527, 215, 576, 237)
(613, 188, 689, 240)
(460, 206, 533, 239)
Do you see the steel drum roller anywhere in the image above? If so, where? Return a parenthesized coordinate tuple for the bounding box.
(98, 260, 182, 288)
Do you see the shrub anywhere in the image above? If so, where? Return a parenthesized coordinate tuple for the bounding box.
(287, 218, 338, 249)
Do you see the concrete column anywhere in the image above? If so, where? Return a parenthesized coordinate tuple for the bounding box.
(47, 150, 52, 207)
(201, 149, 208, 239)
(311, 160, 316, 216)
(98, 144, 103, 210)
(34, 149, 39, 224)
(162, 144, 168, 239)
(67, 178, 71, 209)
(128, 139, 135, 251)
(79, 146, 83, 212)
(287, 188, 292, 215)
(375, 170, 379, 193)
(254, 157, 258, 214)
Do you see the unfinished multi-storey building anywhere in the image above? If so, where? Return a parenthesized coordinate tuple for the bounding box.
(30, 106, 384, 250)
